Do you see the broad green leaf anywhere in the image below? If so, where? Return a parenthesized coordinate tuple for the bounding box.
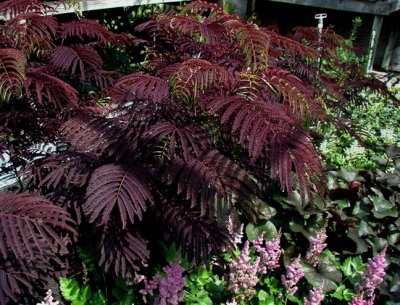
(259, 295, 276, 305)
(112, 294, 134, 305)
(371, 197, 398, 218)
(359, 220, 374, 236)
(91, 291, 107, 305)
(286, 293, 302, 304)
(331, 284, 356, 301)
(338, 169, 358, 183)
(245, 221, 277, 241)
(60, 278, 81, 302)
(257, 289, 268, 301)
(302, 255, 342, 292)
(184, 289, 213, 305)
(352, 201, 369, 218)
(348, 228, 369, 253)
(80, 285, 92, 303)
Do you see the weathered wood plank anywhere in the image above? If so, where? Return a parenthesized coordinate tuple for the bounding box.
(265, 0, 400, 16)
(367, 15, 383, 71)
(382, 30, 399, 70)
(48, 0, 188, 15)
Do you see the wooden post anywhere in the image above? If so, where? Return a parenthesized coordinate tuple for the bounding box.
(366, 15, 383, 72)
(382, 30, 399, 71)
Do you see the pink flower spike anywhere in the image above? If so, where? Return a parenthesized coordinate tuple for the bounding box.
(348, 293, 375, 305)
(281, 256, 304, 295)
(304, 284, 325, 305)
(228, 240, 260, 296)
(140, 260, 186, 305)
(357, 246, 388, 297)
(252, 230, 282, 274)
(306, 225, 327, 267)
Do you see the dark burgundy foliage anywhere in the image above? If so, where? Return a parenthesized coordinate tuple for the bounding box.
(0, 0, 393, 303)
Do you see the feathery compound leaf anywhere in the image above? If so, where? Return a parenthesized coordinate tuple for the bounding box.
(157, 14, 222, 45)
(207, 96, 325, 201)
(110, 73, 169, 104)
(159, 203, 233, 265)
(170, 58, 234, 103)
(261, 28, 317, 59)
(59, 19, 114, 45)
(0, 262, 38, 304)
(224, 20, 270, 71)
(60, 115, 137, 160)
(262, 67, 324, 117)
(0, 0, 48, 19)
(143, 121, 211, 160)
(180, 0, 225, 17)
(4, 14, 58, 55)
(165, 150, 257, 218)
(98, 219, 149, 278)
(270, 129, 326, 203)
(25, 70, 79, 108)
(0, 192, 77, 260)
(207, 96, 296, 160)
(50, 46, 103, 81)
(84, 164, 153, 228)
(0, 48, 26, 102)
(34, 151, 97, 189)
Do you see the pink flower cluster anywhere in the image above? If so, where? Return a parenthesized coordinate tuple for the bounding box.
(140, 260, 186, 305)
(357, 246, 388, 297)
(348, 293, 374, 305)
(228, 240, 260, 296)
(350, 246, 389, 305)
(304, 285, 324, 305)
(252, 231, 282, 274)
(281, 256, 304, 295)
(306, 226, 327, 267)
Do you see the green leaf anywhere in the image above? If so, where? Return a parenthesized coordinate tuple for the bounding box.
(60, 278, 81, 302)
(370, 196, 398, 218)
(258, 295, 276, 305)
(331, 284, 356, 301)
(348, 228, 369, 253)
(184, 289, 213, 305)
(302, 255, 342, 292)
(80, 285, 93, 303)
(359, 220, 374, 236)
(338, 168, 358, 183)
(91, 291, 107, 305)
(112, 294, 134, 305)
(257, 289, 268, 301)
(286, 293, 302, 304)
(245, 221, 277, 241)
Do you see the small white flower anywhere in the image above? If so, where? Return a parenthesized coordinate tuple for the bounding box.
(380, 128, 397, 144)
(345, 141, 366, 158)
(37, 289, 59, 305)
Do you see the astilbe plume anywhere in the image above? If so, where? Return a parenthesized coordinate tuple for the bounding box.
(140, 260, 186, 305)
(36, 289, 59, 305)
(356, 246, 388, 297)
(304, 285, 325, 305)
(348, 293, 374, 305)
(281, 256, 304, 295)
(227, 216, 244, 249)
(306, 225, 328, 267)
(252, 231, 281, 274)
(228, 241, 260, 298)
